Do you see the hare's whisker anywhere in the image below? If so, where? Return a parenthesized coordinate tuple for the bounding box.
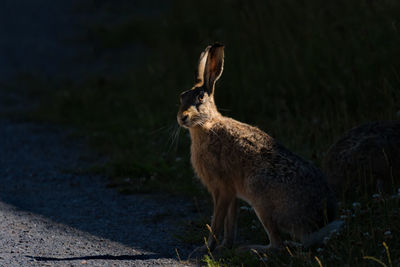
(149, 124, 174, 135)
(166, 124, 181, 154)
(165, 124, 177, 151)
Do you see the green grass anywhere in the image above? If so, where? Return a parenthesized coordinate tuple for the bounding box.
(197, 192, 400, 266)
(25, 0, 400, 265)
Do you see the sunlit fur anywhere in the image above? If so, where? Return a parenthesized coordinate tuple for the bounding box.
(177, 44, 341, 258)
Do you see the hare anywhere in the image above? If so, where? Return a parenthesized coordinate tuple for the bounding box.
(323, 120, 400, 196)
(177, 43, 342, 258)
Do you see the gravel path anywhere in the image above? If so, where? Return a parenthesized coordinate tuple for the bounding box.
(0, 1, 196, 266)
(0, 119, 194, 266)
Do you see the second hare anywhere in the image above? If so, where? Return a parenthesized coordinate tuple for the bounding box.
(323, 120, 400, 196)
(177, 43, 342, 257)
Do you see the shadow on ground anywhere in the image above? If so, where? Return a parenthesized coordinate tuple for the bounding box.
(27, 254, 159, 261)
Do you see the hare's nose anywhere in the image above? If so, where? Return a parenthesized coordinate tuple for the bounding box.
(181, 114, 189, 122)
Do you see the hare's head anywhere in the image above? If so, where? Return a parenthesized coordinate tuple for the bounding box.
(177, 43, 224, 128)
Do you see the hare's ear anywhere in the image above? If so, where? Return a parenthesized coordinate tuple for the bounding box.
(204, 43, 224, 95)
(194, 46, 211, 87)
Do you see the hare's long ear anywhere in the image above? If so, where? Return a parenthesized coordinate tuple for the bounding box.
(194, 46, 211, 87)
(204, 43, 224, 95)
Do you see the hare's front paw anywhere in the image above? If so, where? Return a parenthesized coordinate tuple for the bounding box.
(188, 245, 210, 261)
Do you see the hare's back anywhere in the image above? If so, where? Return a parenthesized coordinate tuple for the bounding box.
(221, 118, 332, 196)
(247, 145, 335, 222)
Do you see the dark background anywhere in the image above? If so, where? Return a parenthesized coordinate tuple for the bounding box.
(1, 0, 399, 207)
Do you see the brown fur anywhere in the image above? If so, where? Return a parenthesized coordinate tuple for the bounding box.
(323, 120, 400, 196)
(177, 44, 339, 257)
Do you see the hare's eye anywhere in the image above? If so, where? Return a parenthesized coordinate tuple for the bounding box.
(198, 92, 205, 102)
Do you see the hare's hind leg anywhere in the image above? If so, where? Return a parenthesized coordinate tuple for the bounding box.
(253, 206, 283, 249)
(237, 207, 282, 255)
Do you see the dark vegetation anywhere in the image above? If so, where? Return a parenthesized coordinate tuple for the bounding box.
(29, 0, 400, 265)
